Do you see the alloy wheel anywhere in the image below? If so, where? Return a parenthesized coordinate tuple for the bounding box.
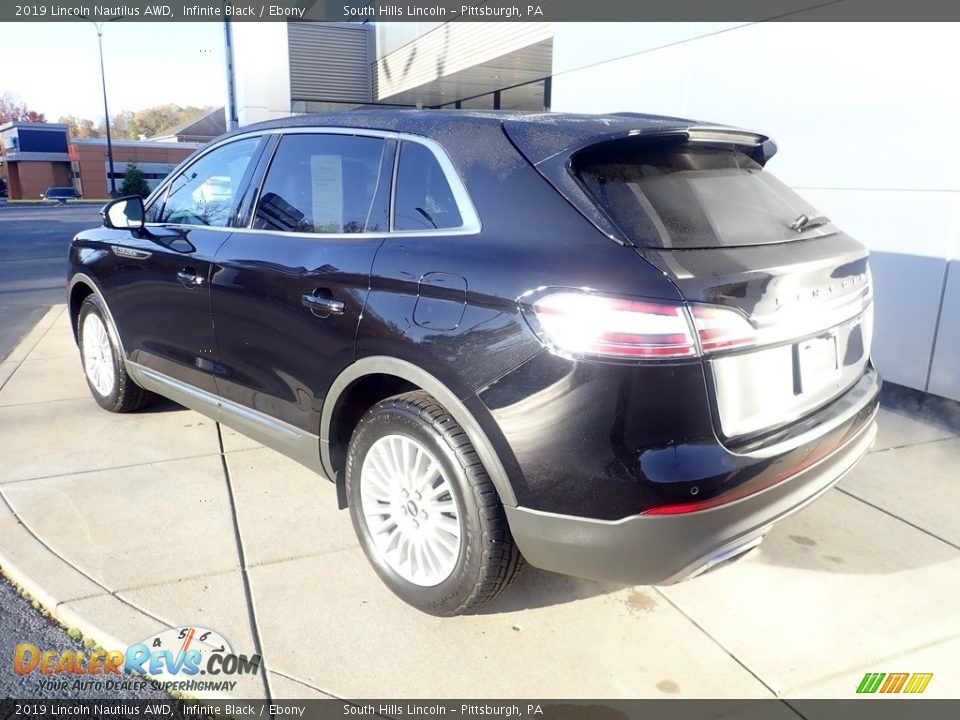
(81, 313, 116, 397)
(359, 433, 463, 586)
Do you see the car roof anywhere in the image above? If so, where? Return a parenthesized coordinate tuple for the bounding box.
(227, 109, 771, 166)
(235, 109, 695, 136)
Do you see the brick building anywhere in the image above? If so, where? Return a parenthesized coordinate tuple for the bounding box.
(0, 121, 198, 200)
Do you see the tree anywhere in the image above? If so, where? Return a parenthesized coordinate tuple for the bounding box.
(59, 115, 102, 139)
(0, 93, 46, 123)
(52, 104, 216, 141)
(119, 163, 150, 198)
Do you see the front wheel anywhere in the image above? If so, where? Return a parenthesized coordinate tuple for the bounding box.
(345, 391, 523, 616)
(77, 295, 153, 413)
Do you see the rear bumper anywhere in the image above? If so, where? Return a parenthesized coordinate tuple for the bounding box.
(505, 409, 877, 585)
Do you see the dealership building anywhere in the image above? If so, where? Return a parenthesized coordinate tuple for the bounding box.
(2, 21, 956, 402)
(0, 121, 198, 200)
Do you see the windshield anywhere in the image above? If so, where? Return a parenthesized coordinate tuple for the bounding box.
(573, 140, 834, 249)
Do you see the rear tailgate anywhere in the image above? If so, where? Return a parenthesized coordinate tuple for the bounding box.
(640, 238, 872, 440)
(504, 118, 873, 442)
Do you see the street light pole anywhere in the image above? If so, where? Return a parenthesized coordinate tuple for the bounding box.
(92, 22, 117, 197)
(81, 16, 122, 197)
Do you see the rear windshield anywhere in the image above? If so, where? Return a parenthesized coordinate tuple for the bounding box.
(573, 140, 833, 249)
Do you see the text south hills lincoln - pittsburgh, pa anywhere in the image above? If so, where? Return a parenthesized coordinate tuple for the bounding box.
(344, 4, 544, 18)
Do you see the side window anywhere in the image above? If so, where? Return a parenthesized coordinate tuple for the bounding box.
(393, 142, 463, 231)
(253, 134, 385, 234)
(160, 138, 260, 227)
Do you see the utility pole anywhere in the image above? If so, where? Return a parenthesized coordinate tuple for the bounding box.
(223, 20, 239, 132)
(83, 16, 122, 198)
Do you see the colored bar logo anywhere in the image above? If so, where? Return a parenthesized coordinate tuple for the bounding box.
(857, 672, 933, 694)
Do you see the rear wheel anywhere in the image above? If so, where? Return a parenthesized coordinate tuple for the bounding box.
(345, 391, 523, 616)
(78, 295, 153, 413)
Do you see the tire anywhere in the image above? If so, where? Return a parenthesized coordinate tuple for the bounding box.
(345, 391, 523, 616)
(77, 294, 153, 413)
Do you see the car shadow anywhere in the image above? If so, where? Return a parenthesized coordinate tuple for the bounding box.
(473, 564, 626, 615)
(141, 397, 191, 414)
(880, 381, 960, 433)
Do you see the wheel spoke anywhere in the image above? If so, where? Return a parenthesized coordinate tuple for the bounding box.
(430, 526, 458, 555)
(430, 499, 457, 513)
(434, 514, 460, 536)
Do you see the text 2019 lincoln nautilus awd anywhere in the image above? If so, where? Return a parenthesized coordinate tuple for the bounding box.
(68, 110, 880, 615)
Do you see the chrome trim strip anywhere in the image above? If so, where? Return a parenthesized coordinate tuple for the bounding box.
(219, 394, 302, 441)
(145, 126, 481, 239)
(733, 401, 879, 460)
(134, 365, 302, 440)
(135, 365, 216, 408)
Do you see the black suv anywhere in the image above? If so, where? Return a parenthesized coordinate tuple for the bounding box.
(68, 111, 880, 615)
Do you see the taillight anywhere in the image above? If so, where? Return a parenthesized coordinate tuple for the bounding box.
(522, 291, 697, 360)
(521, 284, 872, 362)
(689, 305, 757, 353)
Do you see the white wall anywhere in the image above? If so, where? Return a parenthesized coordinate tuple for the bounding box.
(376, 22, 444, 58)
(231, 23, 292, 125)
(551, 22, 960, 395)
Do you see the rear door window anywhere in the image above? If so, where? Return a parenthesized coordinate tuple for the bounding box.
(253, 134, 385, 234)
(573, 140, 833, 248)
(392, 141, 463, 232)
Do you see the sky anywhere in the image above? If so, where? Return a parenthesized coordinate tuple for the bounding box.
(1, 22, 226, 121)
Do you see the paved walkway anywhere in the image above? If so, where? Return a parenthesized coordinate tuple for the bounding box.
(1, 305, 958, 699)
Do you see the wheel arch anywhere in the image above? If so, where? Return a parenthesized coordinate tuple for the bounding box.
(68, 274, 125, 356)
(321, 356, 519, 510)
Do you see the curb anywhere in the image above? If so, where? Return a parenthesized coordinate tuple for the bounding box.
(4, 305, 66, 365)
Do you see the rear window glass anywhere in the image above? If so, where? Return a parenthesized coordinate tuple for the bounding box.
(573, 140, 832, 249)
(393, 142, 462, 231)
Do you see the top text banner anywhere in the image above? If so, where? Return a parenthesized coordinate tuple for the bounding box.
(4, 0, 960, 22)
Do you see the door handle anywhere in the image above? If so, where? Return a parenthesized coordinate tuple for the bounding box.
(176, 269, 204, 287)
(302, 293, 345, 316)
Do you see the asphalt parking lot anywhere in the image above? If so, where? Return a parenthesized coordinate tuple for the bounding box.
(0, 203, 101, 360)
(1, 301, 959, 700)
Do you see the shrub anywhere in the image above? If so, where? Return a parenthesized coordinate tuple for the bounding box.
(119, 162, 151, 198)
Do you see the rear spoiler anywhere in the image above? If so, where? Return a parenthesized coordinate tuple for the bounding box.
(505, 117, 778, 167)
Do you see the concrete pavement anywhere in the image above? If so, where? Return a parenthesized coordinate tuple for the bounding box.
(1, 305, 958, 699)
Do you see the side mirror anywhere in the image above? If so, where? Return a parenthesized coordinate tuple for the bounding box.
(102, 196, 145, 231)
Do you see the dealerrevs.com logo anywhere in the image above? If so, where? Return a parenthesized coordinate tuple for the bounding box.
(14, 626, 261, 694)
